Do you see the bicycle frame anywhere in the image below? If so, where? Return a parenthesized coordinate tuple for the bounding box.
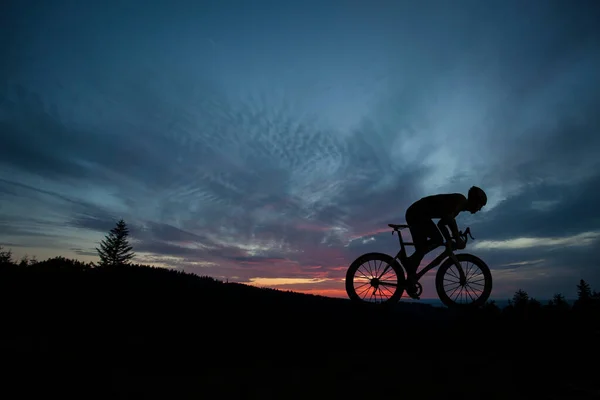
(388, 227, 467, 284)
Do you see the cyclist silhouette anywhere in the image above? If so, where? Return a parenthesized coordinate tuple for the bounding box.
(403, 186, 487, 296)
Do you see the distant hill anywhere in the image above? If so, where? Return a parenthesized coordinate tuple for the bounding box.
(414, 297, 579, 309)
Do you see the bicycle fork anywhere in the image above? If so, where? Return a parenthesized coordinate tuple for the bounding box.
(448, 253, 467, 285)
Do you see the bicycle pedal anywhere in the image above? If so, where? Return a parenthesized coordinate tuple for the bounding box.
(405, 281, 422, 300)
(406, 290, 420, 300)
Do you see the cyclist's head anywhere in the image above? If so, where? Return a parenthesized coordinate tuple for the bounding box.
(467, 186, 487, 213)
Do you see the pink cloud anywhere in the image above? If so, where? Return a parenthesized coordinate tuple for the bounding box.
(294, 222, 332, 232)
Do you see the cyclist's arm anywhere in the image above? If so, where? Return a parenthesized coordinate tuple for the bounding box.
(446, 217, 460, 240)
(440, 196, 467, 241)
(437, 216, 460, 241)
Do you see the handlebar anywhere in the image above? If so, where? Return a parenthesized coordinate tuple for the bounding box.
(460, 227, 475, 242)
(446, 227, 475, 250)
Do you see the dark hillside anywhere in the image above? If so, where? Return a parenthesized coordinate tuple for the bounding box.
(1, 258, 599, 399)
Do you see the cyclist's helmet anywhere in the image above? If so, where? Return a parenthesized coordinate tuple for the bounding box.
(468, 186, 487, 207)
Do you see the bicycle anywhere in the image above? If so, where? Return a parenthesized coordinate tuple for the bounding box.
(345, 223, 493, 308)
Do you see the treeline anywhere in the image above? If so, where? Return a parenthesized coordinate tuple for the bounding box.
(483, 281, 600, 318)
(1, 218, 599, 333)
(462, 280, 600, 339)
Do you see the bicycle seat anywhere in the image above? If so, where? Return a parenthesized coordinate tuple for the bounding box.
(388, 223, 409, 230)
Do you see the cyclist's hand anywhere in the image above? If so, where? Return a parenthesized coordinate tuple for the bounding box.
(454, 237, 466, 250)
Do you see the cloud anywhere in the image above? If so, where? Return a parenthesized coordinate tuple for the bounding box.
(248, 277, 330, 286)
(1, 0, 600, 299)
(474, 231, 600, 250)
(497, 259, 546, 268)
(465, 175, 600, 242)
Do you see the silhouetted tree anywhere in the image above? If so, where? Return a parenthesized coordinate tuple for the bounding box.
(96, 219, 135, 267)
(529, 298, 541, 307)
(547, 293, 570, 311)
(505, 289, 543, 321)
(577, 279, 592, 301)
(0, 246, 12, 264)
(573, 279, 600, 323)
(512, 289, 529, 308)
(18, 255, 37, 267)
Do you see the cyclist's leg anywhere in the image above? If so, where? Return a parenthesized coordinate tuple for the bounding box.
(405, 220, 429, 275)
(407, 219, 442, 270)
(405, 216, 431, 299)
(424, 220, 444, 249)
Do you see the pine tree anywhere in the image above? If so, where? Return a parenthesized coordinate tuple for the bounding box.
(549, 293, 570, 310)
(577, 279, 592, 301)
(512, 289, 529, 307)
(96, 219, 135, 267)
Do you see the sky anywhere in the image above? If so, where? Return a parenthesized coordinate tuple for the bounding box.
(1, 0, 600, 301)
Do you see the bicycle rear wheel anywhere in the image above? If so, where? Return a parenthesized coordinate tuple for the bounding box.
(435, 253, 492, 308)
(345, 252, 405, 305)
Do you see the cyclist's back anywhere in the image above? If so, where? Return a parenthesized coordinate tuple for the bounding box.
(406, 193, 467, 221)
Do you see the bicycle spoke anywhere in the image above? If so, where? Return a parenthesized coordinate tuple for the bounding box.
(369, 287, 378, 301)
(444, 278, 460, 284)
(444, 281, 461, 292)
(370, 260, 379, 278)
(452, 287, 462, 302)
(465, 282, 481, 295)
(356, 273, 371, 280)
(464, 286, 476, 302)
(465, 263, 473, 280)
(374, 260, 382, 279)
(447, 284, 462, 299)
(379, 286, 394, 298)
(347, 255, 404, 304)
(357, 285, 371, 299)
(378, 285, 393, 297)
(468, 269, 482, 280)
(468, 272, 483, 282)
(375, 287, 390, 301)
(364, 287, 377, 301)
(379, 266, 395, 280)
(444, 285, 460, 297)
(452, 285, 469, 304)
(443, 260, 487, 304)
(468, 278, 485, 285)
(380, 275, 396, 284)
(365, 262, 375, 278)
(447, 267, 460, 280)
(358, 265, 372, 278)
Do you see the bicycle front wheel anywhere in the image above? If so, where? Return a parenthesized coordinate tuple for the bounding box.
(435, 253, 492, 308)
(345, 252, 405, 305)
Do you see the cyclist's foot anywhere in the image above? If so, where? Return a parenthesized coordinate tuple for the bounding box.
(406, 285, 420, 300)
(405, 273, 420, 300)
(406, 292, 421, 300)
